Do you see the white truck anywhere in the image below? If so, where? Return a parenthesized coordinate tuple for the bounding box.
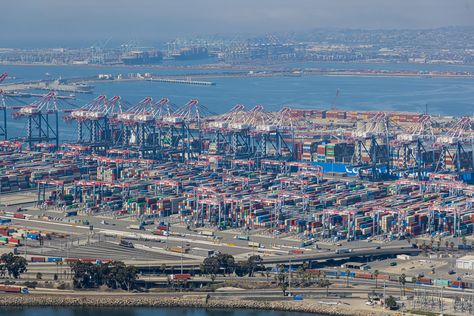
(127, 224, 144, 230)
(200, 230, 214, 237)
(248, 241, 261, 248)
(335, 248, 352, 254)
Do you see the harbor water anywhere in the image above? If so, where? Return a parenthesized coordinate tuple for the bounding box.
(2, 62, 474, 140)
(0, 307, 320, 316)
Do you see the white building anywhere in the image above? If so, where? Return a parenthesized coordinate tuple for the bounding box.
(456, 255, 474, 270)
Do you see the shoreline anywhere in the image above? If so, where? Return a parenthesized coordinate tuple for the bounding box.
(0, 294, 400, 316)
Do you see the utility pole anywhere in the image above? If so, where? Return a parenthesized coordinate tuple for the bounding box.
(383, 280, 386, 308)
(440, 286, 444, 313)
(288, 257, 292, 296)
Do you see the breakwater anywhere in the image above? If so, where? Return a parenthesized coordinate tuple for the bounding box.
(0, 294, 399, 316)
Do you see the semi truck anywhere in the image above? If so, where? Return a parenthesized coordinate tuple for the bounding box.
(0, 285, 29, 294)
(248, 241, 261, 248)
(335, 248, 352, 254)
(127, 224, 144, 230)
(200, 230, 214, 237)
(235, 235, 250, 241)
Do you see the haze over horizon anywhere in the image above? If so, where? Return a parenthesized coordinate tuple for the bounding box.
(2, 0, 474, 48)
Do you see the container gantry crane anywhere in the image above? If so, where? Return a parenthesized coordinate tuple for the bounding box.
(162, 99, 211, 161)
(0, 89, 7, 140)
(434, 116, 473, 176)
(350, 112, 393, 181)
(393, 114, 437, 180)
(117, 96, 158, 158)
(0, 72, 7, 84)
(12, 92, 60, 150)
(207, 104, 250, 158)
(68, 95, 125, 152)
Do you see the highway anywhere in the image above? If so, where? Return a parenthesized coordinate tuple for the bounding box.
(4, 211, 421, 268)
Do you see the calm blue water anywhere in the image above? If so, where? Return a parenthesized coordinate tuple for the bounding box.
(0, 307, 319, 316)
(2, 63, 474, 140)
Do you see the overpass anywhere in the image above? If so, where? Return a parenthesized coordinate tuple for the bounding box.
(262, 246, 421, 264)
(124, 246, 421, 269)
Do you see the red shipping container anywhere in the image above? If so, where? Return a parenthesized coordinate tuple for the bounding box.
(356, 273, 373, 279)
(31, 257, 46, 262)
(7, 238, 20, 245)
(0, 285, 21, 293)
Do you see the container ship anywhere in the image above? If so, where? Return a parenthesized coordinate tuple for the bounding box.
(172, 47, 209, 61)
(121, 50, 163, 65)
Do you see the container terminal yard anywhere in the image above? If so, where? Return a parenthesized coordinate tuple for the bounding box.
(1, 81, 474, 306)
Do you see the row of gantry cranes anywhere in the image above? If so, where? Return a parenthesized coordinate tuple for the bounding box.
(0, 85, 473, 182)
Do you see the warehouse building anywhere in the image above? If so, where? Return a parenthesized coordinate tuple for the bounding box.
(456, 255, 474, 270)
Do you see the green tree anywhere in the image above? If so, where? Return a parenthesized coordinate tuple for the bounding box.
(385, 295, 397, 309)
(70, 261, 137, 290)
(103, 261, 138, 291)
(215, 253, 235, 276)
(70, 261, 103, 289)
(0, 253, 28, 279)
(201, 256, 220, 276)
(234, 261, 249, 277)
(247, 255, 263, 277)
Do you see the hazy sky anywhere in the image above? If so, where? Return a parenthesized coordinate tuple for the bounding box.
(2, 0, 474, 47)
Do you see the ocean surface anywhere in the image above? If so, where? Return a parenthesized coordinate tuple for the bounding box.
(0, 307, 319, 316)
(1, 62, 474, 140)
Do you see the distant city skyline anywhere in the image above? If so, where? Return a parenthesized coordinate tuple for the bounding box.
(1, 0, 474, 47)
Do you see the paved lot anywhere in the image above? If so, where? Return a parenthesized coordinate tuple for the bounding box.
(35, 241, 188, 261)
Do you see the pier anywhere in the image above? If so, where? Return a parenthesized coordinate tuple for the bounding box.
(147, 77, 216, 86)
(0, 79, 93, 94)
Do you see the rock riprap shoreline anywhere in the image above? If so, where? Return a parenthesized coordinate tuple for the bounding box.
(0, 294, 401, 316)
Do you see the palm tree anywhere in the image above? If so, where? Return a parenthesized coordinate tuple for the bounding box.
(297, 266, 305, 286)
(319, 278, 331, 297)
(399, 273, 406, 297)
(373, 270, 379, 288)
(315, 270, 322, 283)
(161, 264, 167, 276)
(345, 269, 350, 288)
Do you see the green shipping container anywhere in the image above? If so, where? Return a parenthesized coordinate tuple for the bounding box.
(434, 279, 449, 286)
